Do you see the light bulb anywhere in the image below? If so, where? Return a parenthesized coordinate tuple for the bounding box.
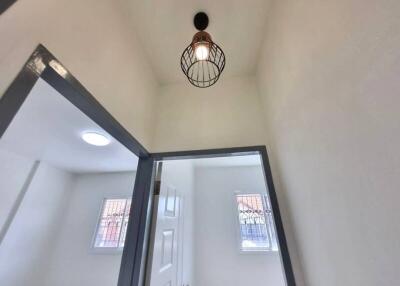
(195, 44, 209, 61)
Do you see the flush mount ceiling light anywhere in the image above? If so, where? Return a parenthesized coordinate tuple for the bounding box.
(81, 131, 111, 146)
(181, 12, 226, 88)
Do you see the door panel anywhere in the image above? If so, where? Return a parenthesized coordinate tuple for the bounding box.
(165, 186, 177, 217)
(160, 229, 174, 271)
(149, 162, 182, 286)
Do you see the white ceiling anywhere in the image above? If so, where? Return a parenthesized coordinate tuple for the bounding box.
(0, 79, 139, 173)
(124, 0, 271, 85)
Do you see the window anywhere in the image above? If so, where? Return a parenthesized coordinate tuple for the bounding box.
(235, 193, 278, 252)
(93, 198, 131, 249)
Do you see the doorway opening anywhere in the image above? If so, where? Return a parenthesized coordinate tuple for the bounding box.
(0, 44, 150, 286)
(142, 149, 296, 286)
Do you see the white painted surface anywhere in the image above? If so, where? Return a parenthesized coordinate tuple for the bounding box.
(0, 0, 158, 148)
(0, 149, 35, 237)
(148, 160, 195, 286)
(45, 171, 136, 286)
(193, 166, 286, 286)
(257, 0, 400, 285)
(153, 76, 267, 151)
(0, 161, 74, 286)
(0, 79, 138, 173)
(122, 0, 271, 84)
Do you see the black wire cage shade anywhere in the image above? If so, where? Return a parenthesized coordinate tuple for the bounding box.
(181, 12, 226, 88)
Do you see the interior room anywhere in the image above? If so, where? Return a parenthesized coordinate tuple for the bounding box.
(146, 156, 287, 286)
(1, 0, 400, 285)
(0, 78, 139, 286)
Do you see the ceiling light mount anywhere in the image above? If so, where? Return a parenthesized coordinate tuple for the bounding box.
(193, 12, 209, 31)
(181, 12, 225, 88)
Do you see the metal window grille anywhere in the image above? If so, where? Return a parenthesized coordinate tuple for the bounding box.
(236, 193, 278, 251)
(94, 199, 131, 248)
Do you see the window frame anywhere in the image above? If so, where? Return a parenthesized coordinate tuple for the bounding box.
(234, 191, 278, 253)
(91, 197, 132, 254)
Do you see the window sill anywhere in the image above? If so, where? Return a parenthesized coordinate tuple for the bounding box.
(239, 249, 279, 255)
(90, 247, 124, 255)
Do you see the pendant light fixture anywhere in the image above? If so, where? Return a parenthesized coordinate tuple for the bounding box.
(181, 12, 226, 88)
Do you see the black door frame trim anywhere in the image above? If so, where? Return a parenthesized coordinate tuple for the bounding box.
(118, 156, 155, 286)
(0, 45, 296, 286)
(0, 0, 17, 15)
(150, 146, 296, 286)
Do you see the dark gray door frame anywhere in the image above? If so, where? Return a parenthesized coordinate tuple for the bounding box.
(118, 156, 155, 286)
(0, 45, 296, 286)
(0, 0, 17, 15)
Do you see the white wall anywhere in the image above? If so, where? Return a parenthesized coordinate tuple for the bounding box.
(0, 150, 137, 286)
(0, 149, 35, 239)
(46, 171, 136, 286)
(0, 161, 74, 286)
(0, 0, 158, 148)
(175, 161, 195, 286)
(153, 76, 267, 151)
(257, 0, 400, 285)
(193, 166, 286, 286)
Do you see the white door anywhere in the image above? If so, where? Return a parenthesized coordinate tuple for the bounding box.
(149, 162, 183, 286)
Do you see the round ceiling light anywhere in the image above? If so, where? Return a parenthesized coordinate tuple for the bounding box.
(181, 12, 226, 88)
(81, 131, 111, 146)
